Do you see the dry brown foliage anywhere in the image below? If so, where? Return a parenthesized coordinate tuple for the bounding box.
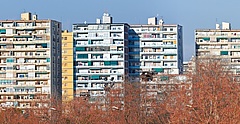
(0, 60, 239, 124)
(167, 60, 240, 124)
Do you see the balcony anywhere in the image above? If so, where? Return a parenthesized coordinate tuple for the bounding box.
(75, 87, 104, 91)
(0, 77, 50, 80)
(75, 80, 124, 83)
(0, 91, 48, 95)
(0, 48, 50, 52)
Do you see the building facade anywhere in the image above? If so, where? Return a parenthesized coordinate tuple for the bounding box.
(72, 13, 129, 100)
(195, 22, 240, 80)
(62, 30, 74, 101)
(129, 18, 183, 82)
(0, 12, 62, 108)
(183, 56, 196, 74)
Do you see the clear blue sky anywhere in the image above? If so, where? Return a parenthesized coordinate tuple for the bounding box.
(1, 0, 240, 61)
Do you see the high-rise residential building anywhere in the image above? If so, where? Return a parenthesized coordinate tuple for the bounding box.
(73, 13, 129, 99)
(0, 12, 62, 108)
(183, 61, 189, 74)
(195, 22, 240, 80)
(129, 17, 183, 82)
(62, 30, 74, 101)
(183, 56, 196, 74)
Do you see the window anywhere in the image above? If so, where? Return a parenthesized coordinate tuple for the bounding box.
(46, 58, 50, 62)
(76, 47, 85, 51)
(64, 77, 68, 80)
(111, 61, 118, 65)
(63, 63, 67, 66)
(220, 51, 228, 55)
(104, 61, 111, 66)
(88, 61, 92, 66)
(0, 29, 6, 34)
(160, 76, 169, 81)
(153, 68, 164, 72)
(6, 58, 14, 63)
(91, 75, 100, 80)
(104, 61, 118, 66)
(170, 28, 173, 31)
(77, 54, 88, 59)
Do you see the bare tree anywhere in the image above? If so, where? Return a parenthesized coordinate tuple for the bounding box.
(167, 59, 240, 124)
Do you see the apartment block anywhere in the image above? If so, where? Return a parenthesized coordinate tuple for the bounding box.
(0, 12, 62, 108)
(183, 56, 196, 74)
(129, 17, 183, 82)
(62, 30, 74, 101)
(195, 22, 240, 80)
(73, 13, 129, 100)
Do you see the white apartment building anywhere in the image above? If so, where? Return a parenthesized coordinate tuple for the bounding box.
(195, 22, 240, 80)
(73, 13, 129, 100)
(129, 17, 183, 82)
(0, 12, 62, 108)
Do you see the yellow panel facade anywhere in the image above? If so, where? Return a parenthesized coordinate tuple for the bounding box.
(62, 56, 73, 62)
(62, 30, 73, 102)
(62, 62, 73, 68)
(63, 49, 73, 55)
(62, 69, 73, 75)
(63, 42, 73, 48)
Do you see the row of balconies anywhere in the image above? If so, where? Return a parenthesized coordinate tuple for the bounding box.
(141, 55, 177, 60)
(0, 102, 49, 109)
(0, 22, 49, 28)
(195, 32, 240, 37)
(76, 70, 124, 74)
(0, 52, 49, 56)
(197, 39, 240, 43)
(0, 91, 50, 95)
(76, 41, 124, 46)
(0, 61, 50, 65)
(75, 80, 124, 84)
(0, 48, 50, 52)
(0, 82, 48, 87)
(0, 77, 50, 80)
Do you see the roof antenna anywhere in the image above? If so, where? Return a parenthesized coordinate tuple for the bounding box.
(61, 16, 63, 29)
(105, 9, 108, 14)
(215, 18, 220, 30)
